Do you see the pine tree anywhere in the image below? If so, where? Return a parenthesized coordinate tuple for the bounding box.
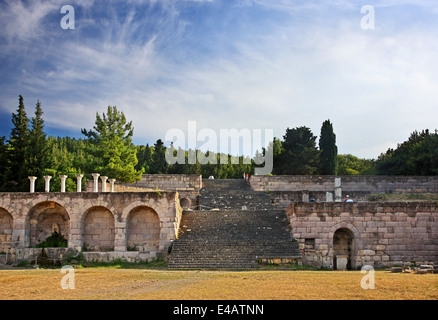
(81, 106, 143, 183)
(7, 95, 31, 191)
(319, 119, 338, 175)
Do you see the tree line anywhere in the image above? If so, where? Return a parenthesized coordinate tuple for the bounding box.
(1, 95, 437, 191)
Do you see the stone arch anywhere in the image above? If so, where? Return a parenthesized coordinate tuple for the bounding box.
(82, 206, 115, 252)
(180, 197, 191, 210)
(121, 201, 163, 223)
(0, 208, 13, 251)
(329, 222, 361, 270)
(126, 206, 161, 252)
(333, 228, 354, 270)
(27, 201, 70, 248)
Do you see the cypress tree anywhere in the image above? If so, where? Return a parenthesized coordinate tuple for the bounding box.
(27, 100, 49, 190)
(318, 119, 338, 175)
(7, 95, 31, 191)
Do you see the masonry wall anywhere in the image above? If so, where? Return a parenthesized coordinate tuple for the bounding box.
(122, 174, 202, 191)
(251, 175, 438, 193)
(251, 175, 438, 207)
(0, 191, 183, 263)
(287, 202, 438, 269)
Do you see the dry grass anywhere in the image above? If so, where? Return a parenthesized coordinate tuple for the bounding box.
(0, 268, 437, 300)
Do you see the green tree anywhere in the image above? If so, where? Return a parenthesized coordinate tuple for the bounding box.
(135, 144, 153, 174)
(319, 119, 338, 175)
(265, 137, 284, 175)
(276, 127, 320, 175)
(43, 137, 91, 192)
(337, 154, 376, 175)
(7, 95, 31, 191)
(376, 129, 438, 175)
(81, 106, 143, 182)
(150, 139, 168, 174)
(27, 100, 49, 191)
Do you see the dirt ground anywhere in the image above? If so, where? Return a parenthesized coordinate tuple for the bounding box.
(0, 267, 437, 300)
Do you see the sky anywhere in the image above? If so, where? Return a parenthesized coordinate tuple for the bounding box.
(1, 0, 438, 159)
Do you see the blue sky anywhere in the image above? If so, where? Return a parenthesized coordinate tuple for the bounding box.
(1, 0, 438, 159)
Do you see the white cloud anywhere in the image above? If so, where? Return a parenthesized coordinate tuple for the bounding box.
(1, 0, 438, 159)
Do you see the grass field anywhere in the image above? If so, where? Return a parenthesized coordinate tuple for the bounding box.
(0, 266, 437, 300)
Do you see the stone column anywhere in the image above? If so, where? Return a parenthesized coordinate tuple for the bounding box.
(109, 179, 116, 192)
(60, 175, 68, 192)
(43, 176, 52, 192)
(100, 176, 108, 192)
(28, 176, 37, 193)
(92, 173, 100, 192)
(335, 177, 342, 202)
(76, 174, 83, 192)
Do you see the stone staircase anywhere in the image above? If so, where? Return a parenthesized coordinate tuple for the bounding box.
(168, 179, 301, 269)
(198, 179, 272, 211)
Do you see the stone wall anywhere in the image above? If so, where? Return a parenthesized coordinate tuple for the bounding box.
(250, 175, 438, 206)
(250, 175, 438, 193)
(287, 202, 438, 269)
(0, 191, 183, 262)
(122, 174, 202, 191)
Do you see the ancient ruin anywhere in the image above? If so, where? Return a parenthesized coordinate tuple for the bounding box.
(0, 174, 437, 270)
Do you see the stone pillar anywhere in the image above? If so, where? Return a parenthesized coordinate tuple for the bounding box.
(92, 173, 100, 192)
(326, 192, 333, 202)
(76, 174, 83, 192)
(43, 176, 52, 192)
(60, 175, 68, 192)
(100, 176, 108, 192)
(28, 176, 37, 193)
(334, 177, 342, 202)
(109, 179, 116, 192)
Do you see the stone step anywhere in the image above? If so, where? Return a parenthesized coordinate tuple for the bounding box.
(168, 179, 301, 269)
